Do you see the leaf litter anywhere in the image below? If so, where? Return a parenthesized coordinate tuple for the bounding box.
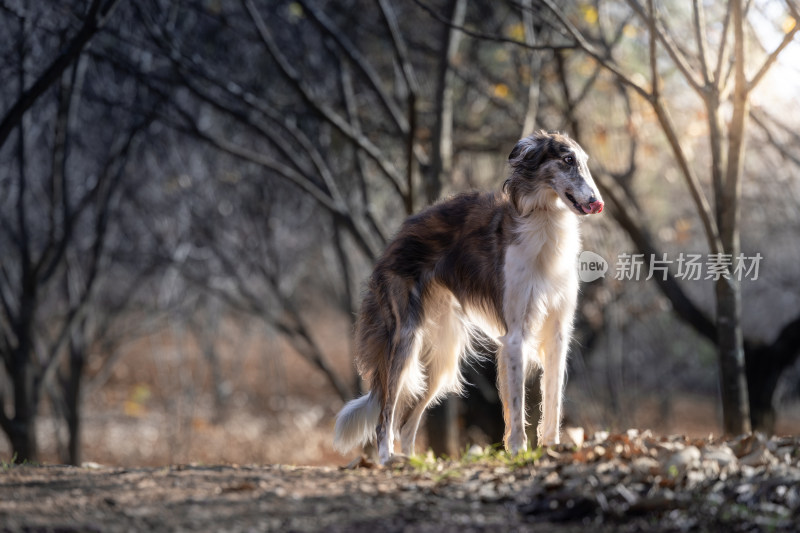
(1, 430, 799, 532)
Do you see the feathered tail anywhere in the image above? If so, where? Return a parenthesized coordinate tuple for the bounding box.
(333, 392, 380, 453)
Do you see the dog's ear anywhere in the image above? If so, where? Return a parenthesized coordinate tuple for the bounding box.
(509, 136, 536, 168)
(508, 140, 525, 163)
(509, 132, 550, 170)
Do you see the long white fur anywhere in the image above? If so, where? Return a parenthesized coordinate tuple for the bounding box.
(498, 191, 580, 452)
(333, 392, 381, 453)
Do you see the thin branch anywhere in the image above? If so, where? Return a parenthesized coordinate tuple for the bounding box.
(180, 114, 340, 215)
(427, 0, 467, 203)
(571, 12, 637, 109)
(751, 110, 800, 168)
(0, 0, 121, 149)
(413, 0, 575, 51)
(747, 17, 800, 92)
(378, 0, 418, 212)
(539, 0, 650, 101)
(240, 0, 408, 200)
(191, 226, 351, 401)
(175, 66, 349, 212)
(647, 0, 659, 99)
(692, 0, 713, 85)
(520, 0, 541, 135)
(108, 20, 382, 261)
(752, 106, 800, 150)
(624, 0, 705, 95)
(340, 62, 389, 246)
(298, 0, 408, 135)
(713, 2, 732, 91)
(178, 111, 379, 260)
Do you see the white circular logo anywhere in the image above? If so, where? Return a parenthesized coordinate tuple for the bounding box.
(578, 251, 608, 282)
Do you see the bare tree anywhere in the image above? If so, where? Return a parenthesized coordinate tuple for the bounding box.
(0, 1, 163, 462)
(529, 0, 800, 433)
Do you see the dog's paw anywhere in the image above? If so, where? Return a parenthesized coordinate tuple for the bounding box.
(505, 434, 528, 456)
(539, 431, 560, 447)
(382, 453, 411, 468)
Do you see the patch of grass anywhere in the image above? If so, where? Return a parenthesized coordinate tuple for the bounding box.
(1, 453, 19, 470)
(0, 453, 39, 469)
(406, 444, 545, 474)
(456, 442, 545, 466)
(500, 446, 545, 467)
(406, 450, 440, 472)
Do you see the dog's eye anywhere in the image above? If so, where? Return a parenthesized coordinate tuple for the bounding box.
(563, 155, 575, 165)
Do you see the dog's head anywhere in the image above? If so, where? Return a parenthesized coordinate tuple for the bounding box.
(505, 130, 603, 217)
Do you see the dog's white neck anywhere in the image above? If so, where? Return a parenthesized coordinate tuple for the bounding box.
(507, 192, 582, 300)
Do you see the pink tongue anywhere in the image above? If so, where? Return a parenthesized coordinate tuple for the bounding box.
(581, 204, 592, 214)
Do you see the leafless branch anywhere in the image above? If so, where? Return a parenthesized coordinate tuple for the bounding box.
(747, 17, 800, 92)
(539, 0, 650, 100)
(751, 109, 800, 168)
(427, 0, 467, 203)
(624, 0, 705, 95)
(692, 0, 713, 85)
(713, 2, 732, 91)
(187, 222, 352, 401)
(240, 0, 408, 201)
(647, 0, 659, 98)
(340, 62, 389, 246)
(414, 0, 575, 51)
(520, 0, 540, 135)
(0, 0, 121, 149)
(298, 0, 408, 135)
(378, 0, 418, 212)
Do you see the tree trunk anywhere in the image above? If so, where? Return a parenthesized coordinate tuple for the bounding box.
(426, 397, 460, 457)
(715, 278, 750, 434)
(715, 0, 751, 436)
(64, 328, 87, 466)
(7, 288, 39, 463)
(425, 0, 467, 457)
(9, 360, 39, 463)
(744, 314, 800, 432)
(427, 0, 467, 204)
(8, 417, 38, 464)
(745, 346, 779, 433)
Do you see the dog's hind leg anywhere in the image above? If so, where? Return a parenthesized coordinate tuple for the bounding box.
(375, 284, 425, 465)
(399, 297, 466, 456)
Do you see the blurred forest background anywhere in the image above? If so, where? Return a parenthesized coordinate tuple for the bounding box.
(1, 0, 800, 467)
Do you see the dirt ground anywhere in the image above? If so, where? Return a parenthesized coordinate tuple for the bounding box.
(3, 431, 799, 532)
(3, 316, 800, 531)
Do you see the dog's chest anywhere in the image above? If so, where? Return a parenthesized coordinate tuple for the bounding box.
(503, 214, 580, 297)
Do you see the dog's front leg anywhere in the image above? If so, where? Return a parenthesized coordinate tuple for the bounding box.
(538, 307, 574, 446)
(497, 331, 528, 455)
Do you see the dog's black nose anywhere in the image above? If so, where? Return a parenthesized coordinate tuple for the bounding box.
(588, 195, 598, 204)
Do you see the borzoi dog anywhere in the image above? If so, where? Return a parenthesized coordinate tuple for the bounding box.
(334, 131, 603, 464)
